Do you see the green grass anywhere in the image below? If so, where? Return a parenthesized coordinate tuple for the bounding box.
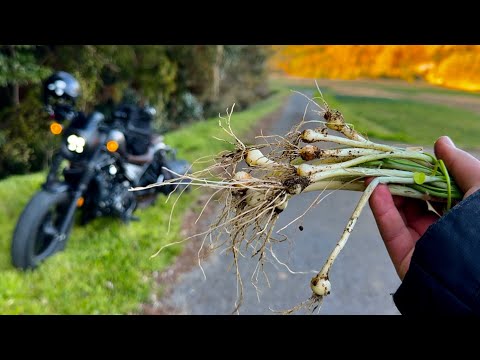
(0, 87, 288, 314)
(316, 90, 480, 149)
(351, 79, 480, 98)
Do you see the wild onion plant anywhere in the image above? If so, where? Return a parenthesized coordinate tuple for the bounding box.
(134, 92, 462, 313)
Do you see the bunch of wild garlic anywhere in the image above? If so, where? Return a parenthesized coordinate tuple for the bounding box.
(137, 97, 461, 313)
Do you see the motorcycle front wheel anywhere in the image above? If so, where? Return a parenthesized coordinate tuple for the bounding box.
(11, 190, 73, 270)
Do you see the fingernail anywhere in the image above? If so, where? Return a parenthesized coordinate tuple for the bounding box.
(440, 136, 456, 148)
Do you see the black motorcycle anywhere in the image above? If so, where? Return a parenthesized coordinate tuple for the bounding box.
(11, 71, 191, 270)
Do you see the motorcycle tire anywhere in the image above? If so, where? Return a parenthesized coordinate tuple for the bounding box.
(11, 190, 73, 270)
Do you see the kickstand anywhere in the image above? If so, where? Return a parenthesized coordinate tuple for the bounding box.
(121, 200, 139, 223)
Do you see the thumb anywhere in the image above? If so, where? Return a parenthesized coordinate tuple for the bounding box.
(434, 136, 480, 198)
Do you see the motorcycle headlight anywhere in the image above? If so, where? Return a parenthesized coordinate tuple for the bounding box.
(67, 134, 86, 153)
(109, 164, 118, 175)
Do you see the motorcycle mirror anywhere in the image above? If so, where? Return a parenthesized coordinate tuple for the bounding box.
(146, 106, 156, 116)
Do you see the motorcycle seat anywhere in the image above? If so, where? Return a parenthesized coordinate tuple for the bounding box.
(151, 134, 164, 145)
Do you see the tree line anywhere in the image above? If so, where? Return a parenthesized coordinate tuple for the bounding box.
(272, 45, 480, 91)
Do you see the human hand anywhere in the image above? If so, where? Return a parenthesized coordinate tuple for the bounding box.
(368, 136, 480, 280)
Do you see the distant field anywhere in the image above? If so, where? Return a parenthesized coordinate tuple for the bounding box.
(272, 76, 480, 98)
(321, 78, 480, 98)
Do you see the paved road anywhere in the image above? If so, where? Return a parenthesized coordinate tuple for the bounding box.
(163, 93, 402, 314)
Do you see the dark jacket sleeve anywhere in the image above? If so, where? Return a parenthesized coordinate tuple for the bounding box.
(393, 189, 480, 315)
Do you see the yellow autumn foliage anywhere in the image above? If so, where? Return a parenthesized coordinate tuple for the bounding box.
(271, 45, 480, 91)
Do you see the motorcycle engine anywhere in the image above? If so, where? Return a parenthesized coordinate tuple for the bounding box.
(94, 167, 136, 218)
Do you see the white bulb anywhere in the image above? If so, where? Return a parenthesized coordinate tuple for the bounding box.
(67, 143, 76, 151)
(311, 278, 331, 296)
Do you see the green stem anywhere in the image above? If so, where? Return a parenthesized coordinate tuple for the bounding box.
(409, 184, 462, 200)
(363, 158, 437, 174)
(438, 159, 452, 210)
(304, 180, 430, 200)
(299, 151, 436, 175)
(431, 161, 439, 176)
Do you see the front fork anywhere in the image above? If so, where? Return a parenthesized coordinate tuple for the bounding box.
(45, 151, 64, 184)
(44, 146, 105, 243)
